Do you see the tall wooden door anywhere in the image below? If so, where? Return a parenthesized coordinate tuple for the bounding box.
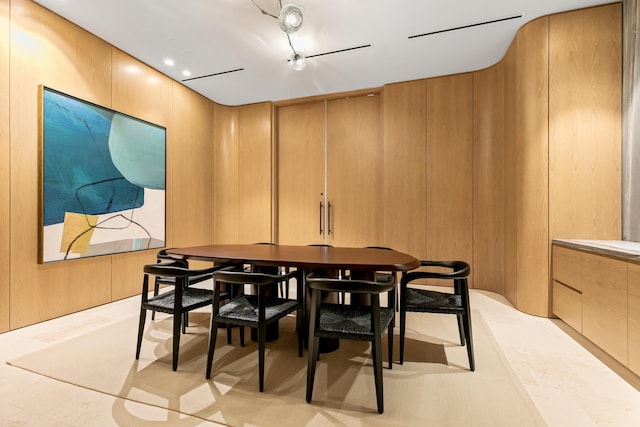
(326, 94, 382, 247)
(277, 101, 326, 245)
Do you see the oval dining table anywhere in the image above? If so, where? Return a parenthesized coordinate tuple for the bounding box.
(167, 244, 420, 351)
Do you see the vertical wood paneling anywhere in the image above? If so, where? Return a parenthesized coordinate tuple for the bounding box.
(170, 82, 214, 247)
(382, 81, 427, 259)
(515, 17, 550, 316)
(473, 64, 505, 293)
(276, 101, 325, 245)
(238, 102, 272, 243)
(327, 94, 382, 247)
(549, 4, 622, 240)
(503, 39, 518, 305)
(9, 0, 113, 328)
(213, 104, 239, 244)
(0, 0, 10, 332)
(426, 74, 474, 264)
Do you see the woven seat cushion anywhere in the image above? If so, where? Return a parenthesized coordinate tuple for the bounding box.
(315, 303, 395, 341)
(214, 295, 299, 327)
(405, 288, 463, 313)
(142, 288, 214, 314)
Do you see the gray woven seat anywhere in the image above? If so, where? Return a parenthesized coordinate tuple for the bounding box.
(306, 274, 396, 414)
(206, 269, 304, 392)
(399, 260, 474, 371)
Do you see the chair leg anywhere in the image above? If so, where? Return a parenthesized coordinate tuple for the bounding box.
(306, 291, 320, 404)
(387, 322, 394, 370)
(399, 303, 406, 365)
(240, 326, 245, 347)
(135, 308, 147, 359)
(206, 320, 219, 379)
(463, 312, 475, 371)
(258, 324, 266, 392)
(151, 280, 159, 320)
(372, 334, 384, 414)
(297, 306, 303, 357)
(456, 313, 465, 346)
(183, 312, 189, 334)
(226, 325, 233, 344)
(172, 311, 181, 371)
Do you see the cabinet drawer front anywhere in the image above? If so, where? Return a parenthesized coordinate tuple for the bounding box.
(628, 263, 640, 375)
(552, 245, 583, 291)
(552, 281, 582, 332)
(582, 252, 628, 364)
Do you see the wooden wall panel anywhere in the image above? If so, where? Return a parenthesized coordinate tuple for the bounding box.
(382, 81, 427, 259)
(503, 39, 518, 305)
(515, 17, 550, 317)
(549, 4, 622, 240)
(426, 74, 474, 265)
(212, 104, 239, 244)
(170, 82, 214, 247)
(238, 102, 272, 243)
(0, 0, 10, 332)
(473, 63, 505, 293)
(9, 0, 113, 327)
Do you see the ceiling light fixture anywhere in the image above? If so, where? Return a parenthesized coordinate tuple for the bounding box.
(251, 0, 306, 70)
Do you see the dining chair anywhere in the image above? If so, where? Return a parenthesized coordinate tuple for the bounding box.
(399, 260, 474, 371)
(249, 242, 292, 298)
(206, 268, 303, 392)
(136, 260, 224, 371)
(365, 246, 399, 310)
(305, 273, 395, 414)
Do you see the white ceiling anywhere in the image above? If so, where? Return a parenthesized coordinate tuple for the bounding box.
(33, 0, 614, 106)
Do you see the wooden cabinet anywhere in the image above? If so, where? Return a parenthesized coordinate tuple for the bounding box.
(276, 93, 382, 247)
(552, 243, 636, 373)
(582, 252, 628, 364)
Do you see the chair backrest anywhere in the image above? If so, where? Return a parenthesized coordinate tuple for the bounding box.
(402, 260, 470, 284)
(213, 269, 298, 287)
(156, 248, 188, 268)
(143, 262, 215, 278)
(306, 275, 395, 295)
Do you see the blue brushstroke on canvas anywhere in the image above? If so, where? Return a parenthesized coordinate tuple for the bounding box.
(43, 90, 146, 226)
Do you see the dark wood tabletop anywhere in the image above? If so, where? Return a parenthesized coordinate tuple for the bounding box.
(167, 244, 420, 272)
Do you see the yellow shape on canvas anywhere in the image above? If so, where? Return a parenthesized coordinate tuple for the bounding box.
(60, 212, 98, 254)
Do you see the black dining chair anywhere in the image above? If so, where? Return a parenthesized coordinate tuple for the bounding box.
(206, 268, 304, 391)
(305, 273, 395, 414)
(399, 260, 474, 371)
(136, 260, 225, 371)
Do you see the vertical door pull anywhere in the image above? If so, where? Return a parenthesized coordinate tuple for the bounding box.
(319, 201, 324, 235)
(328, 201, 332, 235)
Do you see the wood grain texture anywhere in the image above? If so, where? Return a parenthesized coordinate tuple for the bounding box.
(514, 17, 550, 317)
(238, 102, 273, 243)
(552, 281, 583, 332)
(170, 82, 214, 247)
(582, 252, 628, 364)
(326, 93, 382, 247)
(0, 0, 9, 332)
(212, 104, 239, 244)
(426, 74, 473, 264)
(276, 101, 325, 245)
(9, 0, 113, 328)
(628, 262, 640, 375)
(549, 4, 622, 241)
(473, 64, 505, 293)
(552, 245, 583, 291)
(381, 81, 427, 259)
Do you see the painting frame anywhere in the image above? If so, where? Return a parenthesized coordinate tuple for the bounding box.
(38, 86, 166, 263)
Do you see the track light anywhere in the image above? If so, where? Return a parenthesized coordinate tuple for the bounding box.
(278, 4, 303, 34)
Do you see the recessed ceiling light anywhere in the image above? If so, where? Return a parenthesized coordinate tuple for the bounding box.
(182, 70, 192, 77)
(164, 58, 174, 66)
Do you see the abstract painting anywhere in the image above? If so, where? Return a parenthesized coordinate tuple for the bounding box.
(38, 86, 166, 263)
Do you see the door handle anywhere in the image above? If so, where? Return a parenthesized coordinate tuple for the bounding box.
(328, 201, 332, 235)
(319, 201, 324, 235)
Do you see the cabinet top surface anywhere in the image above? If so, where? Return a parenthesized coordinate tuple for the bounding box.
(553, 239, 640, 262)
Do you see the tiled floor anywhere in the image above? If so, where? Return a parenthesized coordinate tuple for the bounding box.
(0, 287, 638, 426)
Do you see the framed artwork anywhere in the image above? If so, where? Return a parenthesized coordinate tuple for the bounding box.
(38, 86, 166, 263)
